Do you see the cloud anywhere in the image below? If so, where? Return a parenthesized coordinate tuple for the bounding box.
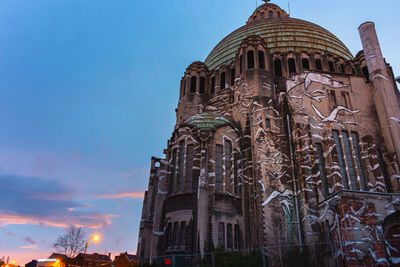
(0, 175, 114, 229)
(96, 191, 145, 199)
(120, 169, 149, 178)
(24, 236, 37, 245)
(20, 244, 39, 249)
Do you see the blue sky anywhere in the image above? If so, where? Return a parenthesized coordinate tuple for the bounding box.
(0, 0, 399, 263)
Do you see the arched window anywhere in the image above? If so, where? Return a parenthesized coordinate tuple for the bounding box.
(362, 66, 369, 81)
(220, 72, 226, 89)
(199, 77, 205, 94)
(179, 222, 186, 247)
(260, 12, 265, 20)
(328, 61, 335, 72)
(247, 50, 255, 69)
(277, 12, 281, 18)
(315, 59, 323, 71)
(253, 15, 257, 22)
(288, 58, 296, 74)
(269, 11, 274, 18)
(302, 58, 310, 70)
(258, 51, 265, 69)
(210, 77, 215, 94)
(274, 58, 282, 77)
(190, 76, 196, 93)
(230, 68, 235, 85)
(340, 63, 345, 73)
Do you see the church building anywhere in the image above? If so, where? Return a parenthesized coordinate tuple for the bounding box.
(137, 1, 400, 266)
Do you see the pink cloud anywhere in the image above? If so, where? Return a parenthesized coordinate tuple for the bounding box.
(20, 244, 39, 249)
(96, 191, 145, 199)
(0, 212, 115, 229)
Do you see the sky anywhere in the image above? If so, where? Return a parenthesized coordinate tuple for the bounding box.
(0, 0, 399, 264)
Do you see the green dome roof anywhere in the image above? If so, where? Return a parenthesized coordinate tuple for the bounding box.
(205, 18, 353, 70)
(185, 112, 230, 130)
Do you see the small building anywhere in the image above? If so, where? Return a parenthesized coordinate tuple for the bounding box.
(24, 260, 37, 267)
(73, 253, 112, 267)
(113, 252, 136, 267)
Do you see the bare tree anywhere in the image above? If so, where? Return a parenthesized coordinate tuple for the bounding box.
(53, 226, 87, 257)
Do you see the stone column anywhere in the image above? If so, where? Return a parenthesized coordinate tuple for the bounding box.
(359, 22, 400, 163)
(197, 141, 209, 254)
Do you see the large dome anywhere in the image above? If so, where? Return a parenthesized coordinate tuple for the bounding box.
(205, 3, 353, 70)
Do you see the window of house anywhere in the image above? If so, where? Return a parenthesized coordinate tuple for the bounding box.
(169, 150, 177, 193)
(220, 72, 226, 89)
(328, 61, 335, 72)
(173, 222, 179, 247)
(177, 141, 185, 191)
(277, 12, 281, 18)
(190, 76, 196, 93)
(253, 15, 257, 22)
(269, 11, 274, 18)
(258, 51, 265, 69)
(233, 152, 239, 194)
(225, 140, 232, 192)
(340, 64, 345, 73)
(185, 145, 194, 192)
(167, 223, 173, 247)
(316, 143, 329, 197)
(247, 50, 255, 69)
(302, 58, 310, 70)
(227, 224, 233, 249)
(260, 12, 265, 20)
(288, 58, 296, 74)
(215, 145, 223, 192)
(342, 131, 358, 190)
(315, 59, 323, 71)
(341, 91, 349, 107)
(351, 132, 367, 191)
(211, 77, 215, 94)
(265, 118, 271, 128)
(230, 68, 235, 85)
(330, 90, 337, 106)
(200, 77, 205, 94)
(240, 55, 243, 73)
(332, 130, 349, 189)
(234, 224, 240, 250)
(179, 222, 186, 247)
(218, 222, 225, 249)
(274, 58, 282, 77)
(377, 149, 392, 193)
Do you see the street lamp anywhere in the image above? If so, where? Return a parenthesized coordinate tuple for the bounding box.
(83, 234, 101, 265)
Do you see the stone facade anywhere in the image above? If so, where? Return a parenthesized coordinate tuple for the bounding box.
(137, 2, 400, 266)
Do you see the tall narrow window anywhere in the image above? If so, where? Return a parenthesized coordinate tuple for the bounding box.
(225, 140, 232, 192)
(362, 66, 370, 81)
(211, 77, 215, 94)
(274, 59, 282, 77)
(218, 222, 225, 248)
(341, 91, 348, 107)
(220, 72, 226, 89)
(185, 145, 194, 192)
(315, 59, 323, 71)
(234, 152, 239, 194)
(351, 132, 367, 191)
(247, 50, 255, 69)
(328, 61, 335, 72)
(230, 68, 235, 85)
(234, 224, 240, 250)
(177, 141, 185, 191)
(173, 222, 179, 247)
(240, 55, 243, 73)
(265, 118, 271, 128)
(260, 12, 265, 20)
(190, 76, 196, 93)
(316, 143, 329, 197)
(330, 90, 337, 106)
(258, 51, 265, 69)
(288, 58, 296, 74)
(302, 58, 310, 70)
(340, 64, 345, 73)
(170, 150, 177, 193)
(332, 130, 349, 189)
(377, 149, 392, 193)
(167, 223, 173, 247)
(227, 224, 233, 249)
(342, 131, 358, 190)
(179, 222, 186, 247)
(200, 77, 205, 94)
(215, 145, 223, 192)
(277, 12, 281, 18)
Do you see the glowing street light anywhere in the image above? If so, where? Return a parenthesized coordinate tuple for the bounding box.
(83, 234, 101, 264)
